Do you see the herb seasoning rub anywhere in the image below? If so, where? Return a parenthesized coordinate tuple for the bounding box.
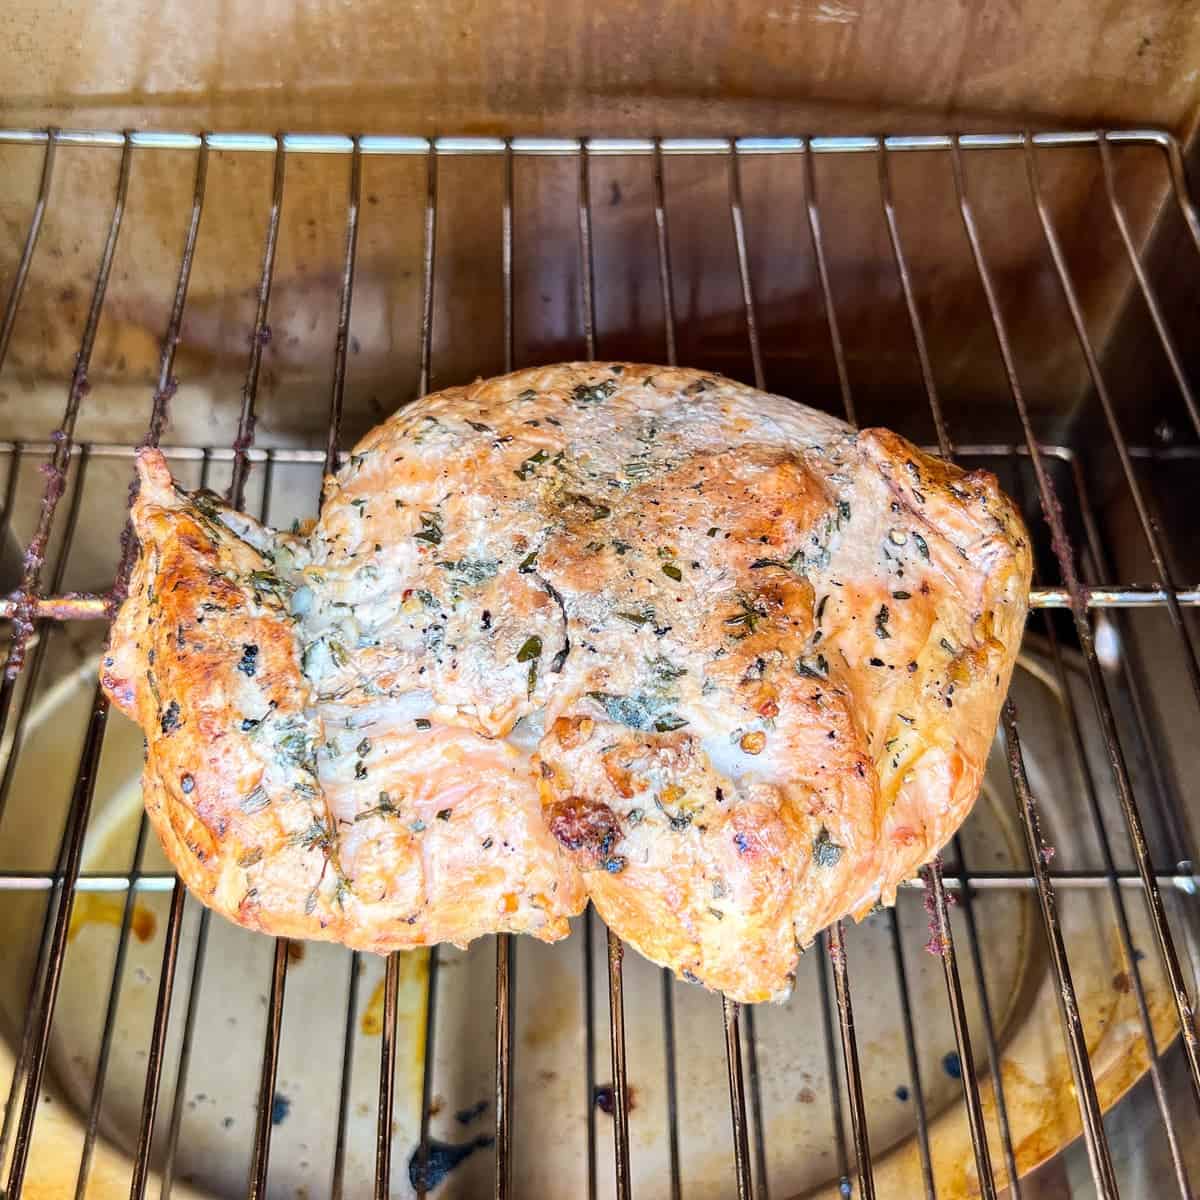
(102, 363, 1030, 1003)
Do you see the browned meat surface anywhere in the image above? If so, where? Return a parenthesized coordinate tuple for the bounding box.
(102, 363, 1031, 1002)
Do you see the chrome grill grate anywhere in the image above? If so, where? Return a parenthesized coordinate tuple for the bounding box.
(0, 128, 1197, 1199)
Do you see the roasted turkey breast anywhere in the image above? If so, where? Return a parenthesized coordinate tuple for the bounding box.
(102, 363, 1031, 1002)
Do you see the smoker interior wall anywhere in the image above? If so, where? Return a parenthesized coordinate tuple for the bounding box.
(3, 0, 1200, 139)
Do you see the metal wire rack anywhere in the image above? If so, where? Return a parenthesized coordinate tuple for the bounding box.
(0, 126, 1198, 1199)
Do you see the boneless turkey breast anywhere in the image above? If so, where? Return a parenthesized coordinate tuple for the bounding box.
(102, 364, 1031, 1002)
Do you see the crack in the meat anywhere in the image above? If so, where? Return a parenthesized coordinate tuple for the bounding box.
(531, 571, 571, 673)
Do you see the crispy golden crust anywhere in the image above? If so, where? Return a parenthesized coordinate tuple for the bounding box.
(102, 364, 1031, 1001)
(103, 450, 584, 951)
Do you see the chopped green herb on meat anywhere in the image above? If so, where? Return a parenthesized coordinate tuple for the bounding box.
(517, 635, 543, 696)
(876, 605, 891, 639)
(436, 558, 499, 586)
(240, 786, 270, 815)
(812, 827, 843, 867)
(724, 597, 763, 637)
(796, 654, 829, 679)
(516, 635, 543, 662)
(356, 792, 399, 822)
(615, 606, 655, 628)
(585, 691, 686, 733)
(515, 449, 550, 480)
(414, 511, 443, 545)
(750, 548, 805, 574)
(652, 714, 688, 732)
(248, 570, 293, 604)
(573, 380, 617, 406)
(647, 655, 687, 683)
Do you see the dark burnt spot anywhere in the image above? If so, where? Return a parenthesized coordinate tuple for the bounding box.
(455, 1099, 488, 1125)
(734, 831, 752, 855)
(594, 1083, 638, 1115)
(408, 1136, 494, 1193)
(160, 700, 181, 734)
(238, 644, 259, 677)
(546, 796, 621, 867)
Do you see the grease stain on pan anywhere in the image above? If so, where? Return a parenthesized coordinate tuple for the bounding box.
(360, 950, 430, 1036)
(67, 893, 157, 944)
(361, 977, 388, 1036)
(356, 949, 431, 1104)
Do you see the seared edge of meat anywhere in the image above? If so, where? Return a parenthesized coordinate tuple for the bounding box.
(102, 449, 585, 951)
(852, 430, 1032, 908)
